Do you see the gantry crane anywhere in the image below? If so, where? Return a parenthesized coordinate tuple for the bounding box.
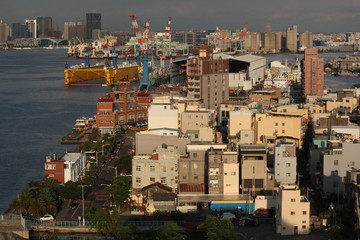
(129, 13, 152, 90)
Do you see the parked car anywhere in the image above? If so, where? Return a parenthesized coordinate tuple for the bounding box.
(255, 208, 269, 215)
(101, 205, 108, 211)
(70, 200, 79, 209)
(40, 214, 54, 221)
(105, 157, 113, 161)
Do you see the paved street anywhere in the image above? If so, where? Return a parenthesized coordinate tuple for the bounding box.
(56, 130, 135, 221)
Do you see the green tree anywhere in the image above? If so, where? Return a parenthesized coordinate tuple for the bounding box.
(29, 198, 46, 217)
(89, 128, 100, 142)
(78, 141, 92, 152)
(148, 222, 186, 240)
(9, 189, 34, 215)
(197, 215, 242, 240)
(86, 209, 135, 239)
(38, 187, 58, 215)
(61, 181, 82, 200)
(107, 176, 131, 211)
(114, 154, 132, 175)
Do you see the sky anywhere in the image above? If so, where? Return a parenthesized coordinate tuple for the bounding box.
(1, 0, 360, 33)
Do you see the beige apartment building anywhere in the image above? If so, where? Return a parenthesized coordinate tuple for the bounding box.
(229, 110, 254, 143)
(299, 31, 313, 50)
(326, 97, 359, 113)
(286, 25, 298, 52)
(181, 109, 216, 142)
(276, 185, 310, 235)
(255, 113, 305, 149)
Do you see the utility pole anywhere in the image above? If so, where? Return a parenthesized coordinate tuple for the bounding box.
(78, 184, 90, 226)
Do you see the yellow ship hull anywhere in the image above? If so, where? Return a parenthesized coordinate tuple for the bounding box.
(64, 65, 140, 85)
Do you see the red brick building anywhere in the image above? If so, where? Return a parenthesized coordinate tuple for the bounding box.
(96, 78, 152, 133)
(44, 155, 65, 183)
(302, 48, 324, 97)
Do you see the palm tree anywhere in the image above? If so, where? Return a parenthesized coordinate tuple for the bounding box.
(29, 198, 46, 218)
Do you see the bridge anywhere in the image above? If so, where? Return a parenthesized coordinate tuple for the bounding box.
(11, 38, 69, 47)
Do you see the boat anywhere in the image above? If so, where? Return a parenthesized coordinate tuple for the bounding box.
(72, 116, 96, 132)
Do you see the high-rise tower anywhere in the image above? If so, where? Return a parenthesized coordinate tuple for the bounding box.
(302, 48, 324, 98)
(86, 13, 101, 41)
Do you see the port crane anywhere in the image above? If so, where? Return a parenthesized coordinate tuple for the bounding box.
(129, 13, 152, 90)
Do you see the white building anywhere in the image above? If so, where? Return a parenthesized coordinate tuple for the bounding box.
(132, 145, 179, 190)
(276, 185, 310, 235)
(147, 103, 179, 130)
(62, 152, 86, 183)
(275, 144, 297, 185)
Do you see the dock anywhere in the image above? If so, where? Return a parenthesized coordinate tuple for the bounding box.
(64, 64, 140, 85)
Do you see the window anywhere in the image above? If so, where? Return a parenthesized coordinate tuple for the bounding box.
(64, 164, 69, 169)
(150, 166, 155, 172)
(136, 178, 141, 183)
(303, 211, 307, 215)
(162, 166, 166, 172)
(182, 175, 187, 179)
(302, 220, 306, 224)
(136, 166, 141, 171)
(194, 175, 198, 180)
(193, 153, 198, 158)
(150, 177, 155, 182)
(231, 171, 236, 176)
(226, 184, 231, 187)
(302, 225, 307, 229)
(45, 164, 56, 170)
(282, 123, 285, 126)
(286, 173, 291, 177)
(286, 163, 291, 167)
(282, 130, 285, 134)
(161, 177, 166, 184)
(334, 160, 338, 166)
(193, 163, 198, 169)
(291, 198, 295, 202)
(290, 211, 295, 215)
(275, 122, 278, 126)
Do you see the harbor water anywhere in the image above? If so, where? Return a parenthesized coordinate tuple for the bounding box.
(0, 49, 358, 239)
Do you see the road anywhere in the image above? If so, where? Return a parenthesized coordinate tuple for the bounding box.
(56, 130, 135, 221)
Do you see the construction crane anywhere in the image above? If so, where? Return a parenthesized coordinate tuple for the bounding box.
(129, 13, 152, 90)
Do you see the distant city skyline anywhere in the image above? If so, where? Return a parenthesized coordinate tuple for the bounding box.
(1, 0, 360, 33)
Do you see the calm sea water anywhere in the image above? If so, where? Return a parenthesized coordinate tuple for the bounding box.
(0, 49, 358, 238)
(0, 49, 108, 214)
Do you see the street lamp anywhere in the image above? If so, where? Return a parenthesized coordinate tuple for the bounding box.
(108, 166, 118, 177)
(78, 184, 90, 226)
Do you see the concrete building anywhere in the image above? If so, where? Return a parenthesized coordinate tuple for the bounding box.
(148, 102, 179, 130)
(263, 32, 282, 53)
(186, 45, 229, 109)
(178, 144, 227, 194)
(323, 141, 360, 195)
(302, 48, 324, 97)
(275, 144, 297, 185)
(255, 112, 305, 149)
(135, 130, 191, 155)
(244, 32, 260, 52)
(64, 22, 86, 41)
(11, 22, 27, 39)
(326, 97, 359, 113)
(36, 17, 52, 38)
(171, 30, 208, 47)
(86, 13, 101, 41)
(299, 31, 313, 50)
(286, 25, 298, 52)
(276, 185, 310, 235)
(181, 109, 216, 142)
(44, 152, 86, 183)
(25, 19, 37, 38)
(208, 148, 239, 194)
(239, 144, 273, 196)
(0, 20, 9, 43)
(229, 110, 254, 141)
(249, 88, 281, 108)
(132, 145, 180, 190)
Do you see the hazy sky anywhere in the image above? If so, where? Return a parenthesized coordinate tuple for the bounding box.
(1, 0, 360, 33)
